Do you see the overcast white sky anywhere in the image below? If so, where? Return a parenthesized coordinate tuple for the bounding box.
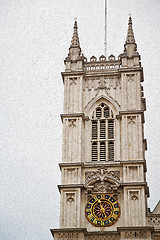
(0, 0, 160, 240)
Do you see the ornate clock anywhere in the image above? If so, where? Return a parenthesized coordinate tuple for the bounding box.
(85, 194, 120, 227)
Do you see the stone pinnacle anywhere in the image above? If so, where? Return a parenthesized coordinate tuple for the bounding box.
(70, 19, 80, 47)
(125, 15, 136, 44)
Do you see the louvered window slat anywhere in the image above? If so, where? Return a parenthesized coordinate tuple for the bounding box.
(100, 121, 105, 139)
(92, 142, 98, 161)
(104, 108, 109, 118)
(100, 142, 106, 161)
(91, 104, 115, 162)
(108, 142, 114, 161)
(92, 121, 97, 139)
(96, 108, 102, 119)
(108, 120, 114, 139)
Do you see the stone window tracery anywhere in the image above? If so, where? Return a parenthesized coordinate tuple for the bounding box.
(91, 103, 115, 162)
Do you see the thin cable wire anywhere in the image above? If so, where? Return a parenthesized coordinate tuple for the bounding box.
(104, 0, 107, 57)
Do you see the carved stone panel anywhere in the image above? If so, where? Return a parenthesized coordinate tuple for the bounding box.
(62, 192, 77, 228)
(124, 188, 145, 226)
(83, 77, 121, 109)
(66, 193, 75, 203)
(69, 77, 77, 85)
(63, 118, 82, 163)
(85, 167, 120, 182)
(84, 167, 120, 199)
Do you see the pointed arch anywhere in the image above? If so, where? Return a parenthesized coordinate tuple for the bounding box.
(85, 95, 120, 118)
(85, 95, 118, 162)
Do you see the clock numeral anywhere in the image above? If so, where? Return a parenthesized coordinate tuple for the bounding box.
(86, 203, 92, 209)
(103, 220, 109, 225)
(105, 194, 110, 200)
(86, 211, 91, 216)
(90, 198, 95, 203)
(114, 211, 119, 215)
(110, 197, 116, 203)
(96, 220, 102, 226)
(114, 203, 119, 208)
(97, 195, 102, 199)
(90, 217, 95, 223)
(93, 219, 97, 224)
(110, 217, 115, 222)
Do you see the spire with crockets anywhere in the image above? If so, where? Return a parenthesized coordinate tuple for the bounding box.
(125, 15, 136, 44)
(70, 19, 80, 47)
(64, 19, 85, 71)
(119, 15, 140, 67)
(123, 15, 138, 57)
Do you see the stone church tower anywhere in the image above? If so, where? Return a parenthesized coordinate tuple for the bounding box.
(51, 17, 160, 240)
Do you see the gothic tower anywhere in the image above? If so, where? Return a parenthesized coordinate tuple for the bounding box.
(51, 17, 160, 240)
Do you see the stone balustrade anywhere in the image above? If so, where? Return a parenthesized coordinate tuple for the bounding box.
(83, 54, 121, 72)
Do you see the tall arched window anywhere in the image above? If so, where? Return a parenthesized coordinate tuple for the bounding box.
(91, 103, 115, 161)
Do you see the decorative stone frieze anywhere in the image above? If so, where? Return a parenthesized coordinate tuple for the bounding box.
(83, 77, 121, 92)
(58, 232, 79, 240)
(85, 167, 120, 182)
(147, 216, 160, 226)
(87, 235, 118, 240)
(124, 231, 147, 238)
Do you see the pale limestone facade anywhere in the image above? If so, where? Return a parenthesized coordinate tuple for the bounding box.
(51, 17, 160, 240)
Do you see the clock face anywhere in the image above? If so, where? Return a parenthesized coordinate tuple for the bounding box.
(85, 194, 120, 227)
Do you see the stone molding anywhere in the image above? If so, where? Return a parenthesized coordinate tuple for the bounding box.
(118, 110, 144, 115)
(58, 184, 83, 193)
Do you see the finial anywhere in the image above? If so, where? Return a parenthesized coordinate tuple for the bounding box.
(70, 18, 80, 47)
(125, 15, 135, 44)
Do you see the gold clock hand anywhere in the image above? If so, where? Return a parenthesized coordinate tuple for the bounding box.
(101, 208, 107, 218)
(98, 200, 107, 218)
